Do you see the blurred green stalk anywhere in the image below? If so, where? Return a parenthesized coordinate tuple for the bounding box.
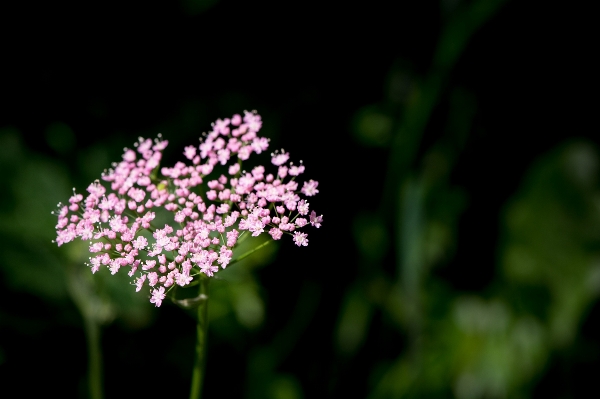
(65, 265, 104, 399)
(187, 239, 272, 398)
(189, 276, 210, 399)
(83, 312, 104, 399)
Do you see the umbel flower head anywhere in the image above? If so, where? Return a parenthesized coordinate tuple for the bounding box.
(53, 111, 323, 307)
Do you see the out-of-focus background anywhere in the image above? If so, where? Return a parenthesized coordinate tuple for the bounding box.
(0, 0, 596, 397)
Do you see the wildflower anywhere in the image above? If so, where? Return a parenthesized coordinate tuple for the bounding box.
(53, 111, 323, 307)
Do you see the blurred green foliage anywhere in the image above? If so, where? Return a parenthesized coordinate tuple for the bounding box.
(345, 119, 600, 397)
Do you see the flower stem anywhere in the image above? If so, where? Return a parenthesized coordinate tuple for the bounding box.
(65, 265, 104, 399)
(189, 276, 210, 399)
(188, 239, 272, 398)
(228, 239, 273, 267)
(84, 314, 103, 399)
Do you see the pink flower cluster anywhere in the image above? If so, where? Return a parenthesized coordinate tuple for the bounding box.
(53, 111, 323, 307)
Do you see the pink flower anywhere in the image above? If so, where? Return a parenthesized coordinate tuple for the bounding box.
(123, 149, 136, 162)
(288, 164, 305, 176)
(176, 273, 193, 287)
(295, 218, 308, 227)
(229, 163, 240, 175)
(269, 227, 283, 240)
(278, 166, 288, 179)
(174, 211, 186, 223)
(148, 272, 159, 286)
(226, 229, 239, 247)
(297, 200, 309, 215)
(238, 146, 252, 160)
(271, 150, 289, 166)
(218, 247, 232, 268)
(142, 260, 156, 270)
(301, 180, 319, 196)
(231, 114, 242, 126)
(252, 137, 269, 153)
(310, 211, 323, 228)
(54, 110, 324, 307)
(133, 236, 148, 250)
(184, 145, 197, 160)
(201, 263, 219, 277)
(90, 256, 102, 274)
(293, 231, 309, 247)
(89, 242, 104, 253)
(135, 274, 147, 292)
(150, 286, 166, 307)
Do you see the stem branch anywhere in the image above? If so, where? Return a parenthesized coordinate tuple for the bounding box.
(228, 239, 273, 267)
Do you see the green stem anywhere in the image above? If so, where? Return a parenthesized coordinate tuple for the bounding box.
(84, 314, 103, 399)
(189, 276, 210, 399)
(228, 239, 273, 267)
(65, 265, 104, 399)
(187, 239, 272, 397)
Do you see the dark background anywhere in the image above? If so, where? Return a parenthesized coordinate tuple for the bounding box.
(0, 0, 597, 398)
